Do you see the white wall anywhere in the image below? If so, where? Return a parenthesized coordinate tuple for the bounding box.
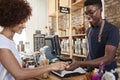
(14, 0, 48, 52)
(26, 0, 48, 52)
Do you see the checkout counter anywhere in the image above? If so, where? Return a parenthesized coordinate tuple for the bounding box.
(21, 46, 88, 80)
(22, 54, 88, 80)
(29, 73, 87, 80)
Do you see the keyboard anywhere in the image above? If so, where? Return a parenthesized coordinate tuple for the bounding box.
(57, 56, 72, 62)
(52, 67, 86, 77)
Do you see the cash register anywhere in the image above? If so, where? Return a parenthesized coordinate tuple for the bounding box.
(43, 35, 86, 77)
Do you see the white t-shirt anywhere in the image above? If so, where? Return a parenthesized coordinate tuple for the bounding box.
(0, 34, 22, 80)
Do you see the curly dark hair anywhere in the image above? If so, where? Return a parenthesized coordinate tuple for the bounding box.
(0, 0, 32, 27)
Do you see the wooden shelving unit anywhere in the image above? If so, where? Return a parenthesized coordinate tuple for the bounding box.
(48, 0, 88, 60)
(61, 52, 70, 56)
(59, 36, 69, 38)
(72, 34, 86, 37)
(71, 0, 85, 11)
(72, 54, 86, 58)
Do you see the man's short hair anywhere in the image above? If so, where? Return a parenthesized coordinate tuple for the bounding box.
(84, 0, 102, 8)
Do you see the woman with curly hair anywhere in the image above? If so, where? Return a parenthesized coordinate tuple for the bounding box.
(0, 0, 68, 80)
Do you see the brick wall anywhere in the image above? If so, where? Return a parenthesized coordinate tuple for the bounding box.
(104, 0, 120, 29)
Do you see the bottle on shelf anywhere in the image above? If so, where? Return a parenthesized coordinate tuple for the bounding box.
(74, 38, 82, 55)
(74, 39, 78, 54)
(81, 36, 88, 56)
(78, 38, 82, 55)
(17, 41, 25, 52)
(60, 39, 70, 53)
(66, 39, 69, 52)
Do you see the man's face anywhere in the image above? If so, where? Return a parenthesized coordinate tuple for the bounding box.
(85, 5, 102, 26)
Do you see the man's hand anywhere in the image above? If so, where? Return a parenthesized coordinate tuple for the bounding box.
(65, 61, 80, 71)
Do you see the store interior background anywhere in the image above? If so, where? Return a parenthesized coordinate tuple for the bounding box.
(0, 0, 120, 73)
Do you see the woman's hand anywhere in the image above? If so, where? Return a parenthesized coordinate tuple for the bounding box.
(49, 62, 69, 71)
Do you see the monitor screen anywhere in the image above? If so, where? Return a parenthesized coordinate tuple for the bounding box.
(45, 35, 61, 56)
(45, 40, 53, 49)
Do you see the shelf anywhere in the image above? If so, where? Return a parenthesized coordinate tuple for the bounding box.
(59, 0, 69, 7)
(59, 27, 66, 31)
(61, 52, 87, 58)
(72, 34, 86, 37)
(71, 0, 85, 11)
(72, 24, 84, 29)
(59, 36, 69, 38)
(61, 52, 70, 56)
(72, 0, 85, 7)
(48, 11, 68, 17)
(72, 54, 86, 58)
(48, 12, 56, 17)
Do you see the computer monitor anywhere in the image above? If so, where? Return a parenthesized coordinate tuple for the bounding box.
(45, 35, 61, 57)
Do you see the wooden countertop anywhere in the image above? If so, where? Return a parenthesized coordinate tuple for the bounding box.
(29, 73, 87, 80)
